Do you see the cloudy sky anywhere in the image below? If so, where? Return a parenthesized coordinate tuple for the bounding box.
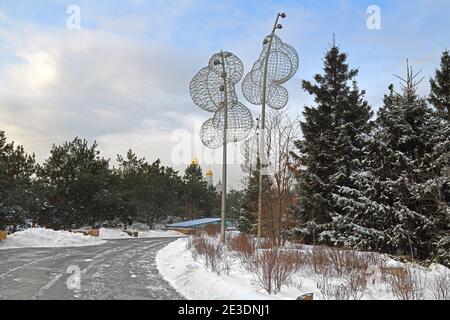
(0, 0, 449, 188)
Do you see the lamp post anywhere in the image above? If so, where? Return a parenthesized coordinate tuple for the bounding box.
(215, 51, 230, 243)
(258, 13, 286, 240)
(191, 51, 252, 243)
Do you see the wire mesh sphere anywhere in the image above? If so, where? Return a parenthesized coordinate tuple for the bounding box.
(242, 69, 264, 105)
(260, 35, 284, 59)
(208, 52, 244, 85)
(213, 102, 254, 143)
(200, 118, 223, 149)
(190, 67, 237, 113)
(267, 83, 289, 110)
(258, 35, 298, 83)
(278, 42, 299, 80)
(262, 50, 293, 83)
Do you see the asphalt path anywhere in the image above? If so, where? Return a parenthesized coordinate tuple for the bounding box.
(0, 237, 184, 300)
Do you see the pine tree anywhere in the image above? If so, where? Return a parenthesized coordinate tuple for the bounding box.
(183, 163, 211, 219)
(0, 131, 36, 231)
(430, 50, 450, 121)
(116, 150, 186, 227)
(293, 41, 373, 244)
(37, 138, 126, 229)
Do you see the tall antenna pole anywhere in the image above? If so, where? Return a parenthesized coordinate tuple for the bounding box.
(258, 13, 284, 241)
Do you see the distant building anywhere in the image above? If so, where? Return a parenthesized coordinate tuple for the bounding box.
(165, 218, 221, 235)
(205, 167, 213, 186)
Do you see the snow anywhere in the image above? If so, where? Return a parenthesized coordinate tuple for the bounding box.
(156, 238, 320, 300)
(0, 228, 104, 250)
(0, 228, 185, 249)
(157, 237, 450, 301)
(98, 228, 185, 240)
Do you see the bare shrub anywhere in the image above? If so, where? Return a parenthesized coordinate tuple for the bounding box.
(328, 248, 385, 277)
(431, 270, 450, 300)
(345, 270, 368, 300)
(187, 236, 230, 275)
(317, 272, 350, 300)
(250, 248, 301, 294)
(310, 246, 330, 275)
(317, 269, 367, 300)
(387, 267, 426, 300)
(203, 224, 221, 236)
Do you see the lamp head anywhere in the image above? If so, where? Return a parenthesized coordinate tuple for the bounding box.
(280, 13, 286, 18)
(276, 24, 283, 29)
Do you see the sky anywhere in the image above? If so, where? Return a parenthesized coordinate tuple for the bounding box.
(0, 0, 449, 188)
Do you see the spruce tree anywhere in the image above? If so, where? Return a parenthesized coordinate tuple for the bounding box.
(430, 50, 450, 121)
(345, 62, 449, 262)
(429, 51, 450, 266)
(293, 41, 373, 244)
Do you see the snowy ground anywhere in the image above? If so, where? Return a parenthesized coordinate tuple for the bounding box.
(0, 228, 184, 250)
(98, 228, 185, 240)
(0, 237, 183, 300)
(0, 228, 104, 250)
(156, 238, 450, 300)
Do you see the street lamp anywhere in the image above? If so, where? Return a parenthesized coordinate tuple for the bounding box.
(190, 51, 253, 243)
(241, 13, 299, 241)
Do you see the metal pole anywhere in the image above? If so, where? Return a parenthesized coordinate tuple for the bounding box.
(220, 52, 228, 243)
(258, 14, 282, 241)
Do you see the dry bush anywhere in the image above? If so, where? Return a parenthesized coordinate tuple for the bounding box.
(227, 234, 256, 258)
(187, 236, 230, 275)
(250, 248, 302, 294)
(317, 269, 367, 300)
(431, 270, 450, 300)
(387, 267, 426, 300)
(203, 224, 221, 236)
(310, 246, 330, 275)
(317, 272, 350, 300)
(306, 246, 385, 278)
(345, 270, 368, 300)
(259, 237, 276, 249)
(328, 248, 385, 277)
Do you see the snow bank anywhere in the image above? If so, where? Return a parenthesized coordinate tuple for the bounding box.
(156, 238, 319, 300)
(0, 228, 104, 250)
(98, 228, 185, 240)
(140, 230, 186, 238)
